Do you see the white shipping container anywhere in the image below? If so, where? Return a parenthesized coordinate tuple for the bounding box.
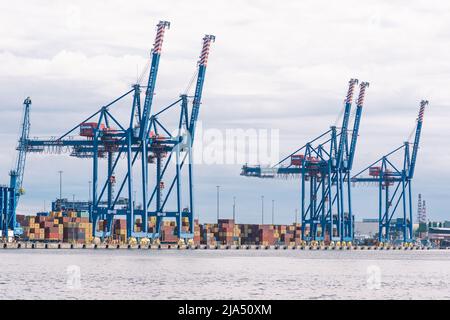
(0, 230, 2, 237)
(8, 230, 14, 237)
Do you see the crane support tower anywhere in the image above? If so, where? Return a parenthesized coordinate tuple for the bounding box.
(0, 186, 15, 237)
(22, 21, 215, 242)
(241, 79, 369, 243)
(351, 100, 428, 243)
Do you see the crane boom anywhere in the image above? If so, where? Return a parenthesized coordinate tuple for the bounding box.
(189, 34, 215, 139)
(408, 100, 427, 179)
(9, 97, 31, 201)
(336, 79, 358, 168)
(347, 82, 369, 170)
(139, 20, 170, 140)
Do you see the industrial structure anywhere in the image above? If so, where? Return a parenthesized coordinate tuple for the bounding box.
(241, 79, 369, 243)
(5, 21, 215, 242)
(0, 97, 31, 237)
(351, 100, 428, 243)
(0, 22, 430, 246)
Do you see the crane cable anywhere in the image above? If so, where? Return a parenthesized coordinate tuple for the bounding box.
(136, 58, 198, 130)
(183, 68, 199, 96)
(137, 55, 199, 95)
(334, 101, 346, 128)
(133, 58, 151, 126)
(407, 119, 418, 143)
(137, 58, 151, 85)
(180, 68, 199, 128)
(334, 100, 359, 136)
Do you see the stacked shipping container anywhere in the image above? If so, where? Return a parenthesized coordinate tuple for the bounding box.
(16, 213, 306, 245)
(18, 212, 92, 243)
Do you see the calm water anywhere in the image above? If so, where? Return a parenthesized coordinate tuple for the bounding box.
(0, 249, 449, 300)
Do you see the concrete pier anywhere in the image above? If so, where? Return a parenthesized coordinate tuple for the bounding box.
(0, 241, 440, 251)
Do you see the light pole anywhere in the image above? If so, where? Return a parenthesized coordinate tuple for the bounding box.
(58, 170, 63, 200)
(216, 185, 220, 222)
(272, 200, 275, 225)
(233, 196, 236, 222)
(261, 195, 264, 224)
(88, 181, 92, 204)
(233, 196, 236, 241)
(58, 170, 63, 210)
(72, 194, 75, 211)
(295, 208, 298, 225)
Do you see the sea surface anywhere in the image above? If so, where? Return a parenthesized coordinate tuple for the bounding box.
(0, 249, 449, 300)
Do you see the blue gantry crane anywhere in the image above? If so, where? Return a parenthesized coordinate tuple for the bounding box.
(351, 100, 428, 244)
(0, 97, 31, 237)
(22, 21, 215, 242)
(241, 79, 369, 243)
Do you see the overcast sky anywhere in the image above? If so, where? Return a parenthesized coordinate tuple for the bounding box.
(0, 0, 449, 223)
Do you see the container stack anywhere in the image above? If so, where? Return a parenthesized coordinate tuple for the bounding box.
(181, 217, 189, 234)
(239, 224, 260, 244)
(97, 220, 108, 233)
(279, 224, 295, 245)
(16, 214, 27, 226)
(200, 223, 218, 245)
(293, 223, 303, 244)
(217, 219, 236, 244)
(134, 216, 157, 234)
(203, 232, 217, 246)
(112, 219, 127, 242)
(63, 218, 91, 243)
(94, 217, 197, 243)
(22, 216, 45, 240)
(17, 212, 306, 245)
(180, 217, 201, 244)
(258, 225, 278, 245)
(20, 211, 92, 243)
(161, 220, 178, 243)
(193, 219, 201, 244)
(61, 212, 92, 243)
